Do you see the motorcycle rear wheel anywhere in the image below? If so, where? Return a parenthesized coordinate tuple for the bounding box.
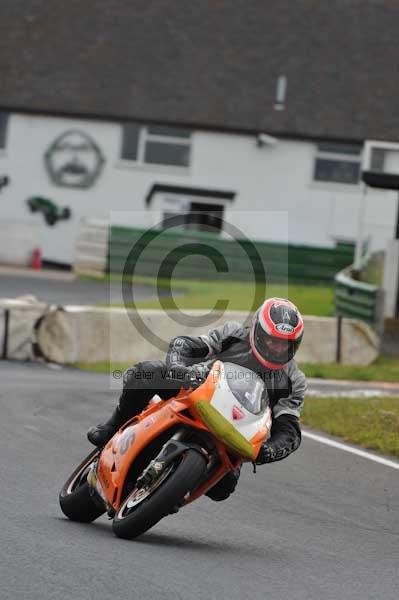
(112, 449, 207, 539)
(59, 449, 106, 523)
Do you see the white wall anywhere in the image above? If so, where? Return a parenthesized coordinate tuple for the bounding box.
(0, 112, 396, 263)
(0, 221, 39, 266)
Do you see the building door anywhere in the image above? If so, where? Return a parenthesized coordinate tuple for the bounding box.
(161, 199, 224, 234)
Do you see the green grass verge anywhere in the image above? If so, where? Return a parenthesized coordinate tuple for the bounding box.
(302, 396, 399, 457)
(74, 355, 399, 383)
(73, 362, 131, 374)
(134, 280, 334, 316)
(82, 274, 334, 316)
(299, 355, 399, 383)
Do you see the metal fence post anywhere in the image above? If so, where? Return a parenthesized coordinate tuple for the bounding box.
(336, 315, 342, 364)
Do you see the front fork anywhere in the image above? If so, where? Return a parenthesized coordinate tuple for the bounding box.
(87, 459, 113, 513)
(135, 428, 211, 490)
(134, 427, 243, 507)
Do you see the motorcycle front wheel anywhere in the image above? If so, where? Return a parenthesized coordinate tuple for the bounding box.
(112, 449, 207, 540)
(59, 449, 106, 523)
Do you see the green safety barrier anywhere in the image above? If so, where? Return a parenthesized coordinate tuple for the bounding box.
(107, 225, 354, 283)
(334, 269, 380, 328)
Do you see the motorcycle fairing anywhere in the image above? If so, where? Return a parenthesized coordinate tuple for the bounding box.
(97, 397, 192, 510)
(96, 361, 271, 510)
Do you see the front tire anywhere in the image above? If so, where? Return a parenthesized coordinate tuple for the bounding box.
(59, 449, 106, 523)
(112, 449, 207, 540)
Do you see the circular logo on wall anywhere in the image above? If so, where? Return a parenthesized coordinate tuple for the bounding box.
(44, 130, 105, 188)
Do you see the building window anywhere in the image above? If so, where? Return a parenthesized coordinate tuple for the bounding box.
(121, 124, 140, 161)
(369, 147, 386, 172)
(121, 124, 191, 167)
(0, 113, 9, 149)
(313, 143, 362, 185)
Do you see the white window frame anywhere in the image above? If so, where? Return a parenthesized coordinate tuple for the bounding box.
(120, 125, 191, 170)
(312, 143, 362, 187)
(362, 139, 399, 172)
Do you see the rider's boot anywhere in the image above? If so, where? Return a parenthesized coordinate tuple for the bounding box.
(87, 406, 127, 447)
(205, 467, 241, 501)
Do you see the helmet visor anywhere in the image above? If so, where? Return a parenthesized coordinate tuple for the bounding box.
(253, 321, 299, 365)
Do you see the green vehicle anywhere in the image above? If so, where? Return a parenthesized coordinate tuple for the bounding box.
(27, 196, 72, 226)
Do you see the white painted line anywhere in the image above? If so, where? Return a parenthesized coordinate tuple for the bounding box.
(307, 389, 389, 398)
(307, 377, 399, 392)
(302, 430, 399, 470)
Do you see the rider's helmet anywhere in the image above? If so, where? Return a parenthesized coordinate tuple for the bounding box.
(249, 298, 304, 370)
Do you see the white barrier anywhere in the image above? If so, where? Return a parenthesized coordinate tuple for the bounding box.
(73, 219, 109, 277)
(35, 307, 379, 366)
(0, 300, 379, 366)
(0, 297, 49, 360)
(0, 221, 40, 266)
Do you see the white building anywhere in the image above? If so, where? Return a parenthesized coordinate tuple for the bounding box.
(0, 111, 396, 264)
(0, 2, 398, 265)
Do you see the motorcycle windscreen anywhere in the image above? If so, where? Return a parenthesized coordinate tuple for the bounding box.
(223, 363, 269, 415)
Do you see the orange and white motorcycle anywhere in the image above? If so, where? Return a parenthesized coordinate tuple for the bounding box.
(59, 361, 272, 539)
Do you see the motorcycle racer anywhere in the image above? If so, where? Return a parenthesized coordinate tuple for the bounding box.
(87, 298, 307, 500)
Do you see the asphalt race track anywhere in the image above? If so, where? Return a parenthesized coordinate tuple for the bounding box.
(1, 361, 398, 600)
(0, 273, 160, 306)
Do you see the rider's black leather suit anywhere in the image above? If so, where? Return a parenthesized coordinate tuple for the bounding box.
(118, 321, 307, 500)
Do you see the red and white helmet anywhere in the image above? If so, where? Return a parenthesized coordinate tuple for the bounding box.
(249, 298, 304, 370)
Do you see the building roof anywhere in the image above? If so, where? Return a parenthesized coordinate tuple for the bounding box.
(0, 1, 398, 142)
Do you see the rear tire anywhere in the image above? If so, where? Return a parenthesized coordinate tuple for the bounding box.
(59, 450, 106, 523)
(112, 449, 207, 540)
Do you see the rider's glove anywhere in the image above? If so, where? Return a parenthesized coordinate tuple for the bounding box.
(255, 443, 277, 464)
(255, 441, 293, 464)
(255, 415, 302, 464)
(166, 364, 208, 389)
